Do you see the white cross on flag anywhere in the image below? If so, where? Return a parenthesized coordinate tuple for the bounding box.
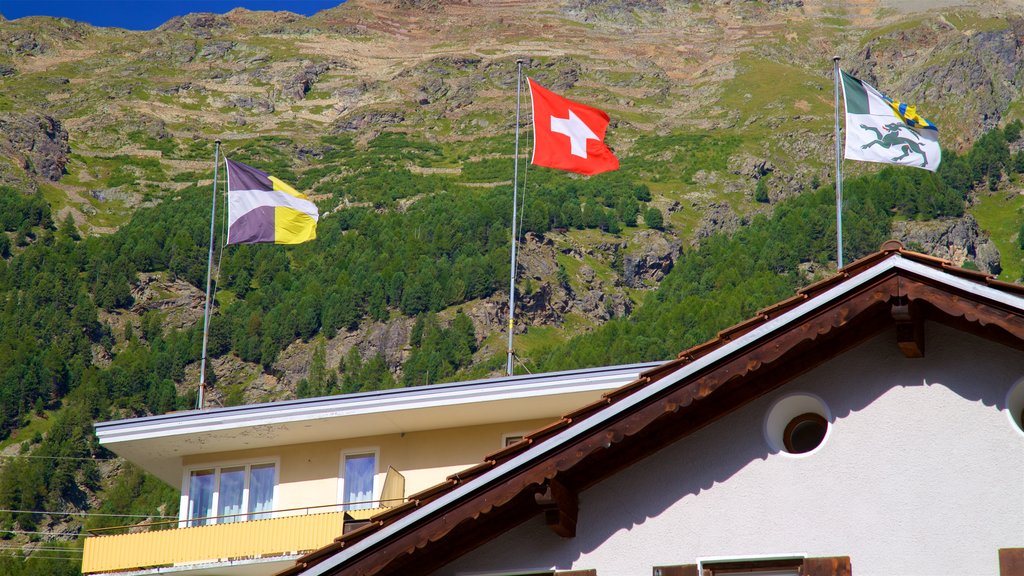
(528, 78, 619, 176)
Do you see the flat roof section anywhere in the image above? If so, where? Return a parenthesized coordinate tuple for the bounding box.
(96, 362, 664, 485)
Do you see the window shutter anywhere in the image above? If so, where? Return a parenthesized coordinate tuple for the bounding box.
(1000, 549, 1024, 576)
(800, 556, 852, 576)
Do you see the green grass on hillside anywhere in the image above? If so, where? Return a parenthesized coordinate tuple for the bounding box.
(716, 57, 833, 132)
(0, 412, 56, 452)
(970, 184, 1024, 282)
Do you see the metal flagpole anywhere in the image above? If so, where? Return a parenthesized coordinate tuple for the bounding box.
(506, 59, 524, 376)
(833, 56, 844, 269)
(198, 140, 221, 410)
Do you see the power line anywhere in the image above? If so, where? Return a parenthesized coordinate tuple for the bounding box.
(0, 546, 81, 553)
(1, 555, 82, 561)
(0, 530, 80, 537)
(0, 509, 176, 519)
(0, 455, 119, 461)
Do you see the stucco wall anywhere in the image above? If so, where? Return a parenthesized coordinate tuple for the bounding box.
(180, 417, 552, 512)
(443, 323, 1024, 576)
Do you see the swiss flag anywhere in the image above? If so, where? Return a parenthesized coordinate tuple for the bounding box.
(528, 78, 619, 176)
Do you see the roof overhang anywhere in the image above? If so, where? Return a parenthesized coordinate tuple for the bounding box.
(96, 362, 664, 485)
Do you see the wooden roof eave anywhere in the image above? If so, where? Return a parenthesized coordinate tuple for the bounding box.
(283, 252, 1024, 576)
(323, 275, 909, 576)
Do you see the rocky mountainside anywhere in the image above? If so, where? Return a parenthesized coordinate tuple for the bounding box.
(1, 0, 1023, 398)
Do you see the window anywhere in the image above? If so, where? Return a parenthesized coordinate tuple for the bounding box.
(503, 433, 526, 447)
(340, 449, 378, 510)
(181, 461, 277, 527)
(654, 556, 851, 576)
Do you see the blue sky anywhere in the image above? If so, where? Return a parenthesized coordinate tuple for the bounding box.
(0, 1, 343, 30)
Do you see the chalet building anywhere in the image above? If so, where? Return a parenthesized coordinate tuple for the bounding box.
(271, 242, 1024, 576)
(81, 361, 661, 575)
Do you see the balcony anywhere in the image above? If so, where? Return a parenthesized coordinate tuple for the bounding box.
(82, 508, 380, 575)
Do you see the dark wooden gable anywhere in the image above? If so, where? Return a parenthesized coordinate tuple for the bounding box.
(280, 246, 1024, 576)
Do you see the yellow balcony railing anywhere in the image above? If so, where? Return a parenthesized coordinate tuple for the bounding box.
(82, 509, 381, 574)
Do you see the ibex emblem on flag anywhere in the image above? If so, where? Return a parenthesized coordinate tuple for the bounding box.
(859, 122, 929, 168)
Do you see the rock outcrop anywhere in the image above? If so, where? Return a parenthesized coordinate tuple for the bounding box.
(622, 230, 681, 288)
(891, 214, 1001, 274)
(0, 112, 70, 181)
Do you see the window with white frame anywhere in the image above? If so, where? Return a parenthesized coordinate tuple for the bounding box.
(340, 449, 378, 511)
(181, 461, 277, 527)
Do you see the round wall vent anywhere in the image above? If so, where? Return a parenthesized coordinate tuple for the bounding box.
(1006, 377, 1024, 436)
(765, 393, 831, 455)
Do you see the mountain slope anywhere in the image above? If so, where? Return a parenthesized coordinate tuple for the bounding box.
(0, 2, 1022, 570)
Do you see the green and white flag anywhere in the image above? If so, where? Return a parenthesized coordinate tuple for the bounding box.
(840, 69, 940, 172)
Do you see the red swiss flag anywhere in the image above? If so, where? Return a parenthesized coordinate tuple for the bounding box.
(528, 78, 619, 176)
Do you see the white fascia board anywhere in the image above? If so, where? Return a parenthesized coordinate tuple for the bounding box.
(95, 362, 663, 446)
(309, 254, 1024, 574)
(894, 256, 1024, 311)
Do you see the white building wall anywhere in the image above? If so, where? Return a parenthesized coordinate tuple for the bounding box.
(443, 323, 1024, 576)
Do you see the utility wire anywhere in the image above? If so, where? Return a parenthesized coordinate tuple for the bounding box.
(0, 455, 118, 461)
(0, 509, 176, 519)
(0, 530, 80, 537)
(0, 546, 82, 553)
(1, 553, 81, 557)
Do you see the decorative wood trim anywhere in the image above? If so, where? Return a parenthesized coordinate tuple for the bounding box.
(891, 299, 924, 358)
(535, 477, 578, 538)
(299, 262, 1024, 576)
(1000, 548, 1024, 576)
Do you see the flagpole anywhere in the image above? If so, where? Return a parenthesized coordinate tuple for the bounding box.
(506, 59, 524, 376)
(198, 140, 221, 410)
(833, 56, 844, 269)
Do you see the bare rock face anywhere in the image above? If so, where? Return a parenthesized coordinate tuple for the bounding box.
(695, 201, 742, 241)
(130, 272, 206, 332)
(622, 230, 681, 288)
(730, 154, 775, 180)
(859, 17, 1024, 139)
(0, 112, 70, 181)
(385, 0, 444, 9)
(891, 214, 1001, 274)
(513, 233, 571, 326)
(331, 111, 405, 133)
(158, 13, 233, 37)
(516, 233, 560, 280)
(229, 95, 275, 113)
(575, 285, 632, 321)
(563, 0, 667, 22)
(286, 62, 330, 100)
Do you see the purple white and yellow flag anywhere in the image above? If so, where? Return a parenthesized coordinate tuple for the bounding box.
(225, 158, 318, 245)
